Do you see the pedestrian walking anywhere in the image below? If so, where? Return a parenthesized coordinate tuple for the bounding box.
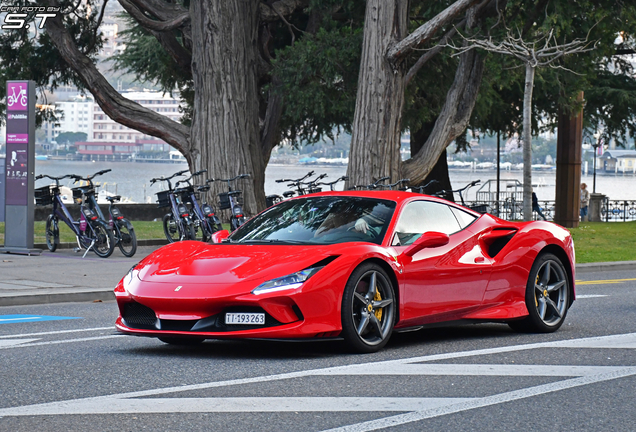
(532, 190, 547, 221)
(580, 183, 590, 221)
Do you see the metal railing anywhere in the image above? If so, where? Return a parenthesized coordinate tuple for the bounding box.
(601, 199, 636, 222)
(462, 199, 636, 222)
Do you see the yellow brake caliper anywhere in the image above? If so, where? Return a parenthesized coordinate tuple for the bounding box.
(374, 290, 383, 321)
(535, 274, 539, 307)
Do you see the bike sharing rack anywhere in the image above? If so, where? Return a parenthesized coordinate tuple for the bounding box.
(1, 80, 40, 255)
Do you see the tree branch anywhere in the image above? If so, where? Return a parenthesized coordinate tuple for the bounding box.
(44, 6, 190, 155)
(128, 0, 188, 21)
(119, 0, 190, 32)
(260, 0, 310, 22)
(148, 29, 192, 78)
(387, 0, 480, 62)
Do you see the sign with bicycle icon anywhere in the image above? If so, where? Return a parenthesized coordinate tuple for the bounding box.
(7, 82, 28, 111)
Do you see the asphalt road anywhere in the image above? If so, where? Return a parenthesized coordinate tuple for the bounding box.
(1, 269, 635, 432)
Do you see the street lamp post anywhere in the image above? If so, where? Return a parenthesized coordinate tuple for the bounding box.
(592, 135, 602, 194)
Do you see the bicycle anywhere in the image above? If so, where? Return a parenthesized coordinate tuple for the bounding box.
(315, 175, 348, 191)
(35, 174, 115, 258)
(266, 171, 326, 207)
(7, 84, 27, 108)
(174, 169, 222, 242)
(349, 176, 390, 190)
(211, 174, 250, 232)
(150, 170, 195, 242)
(433, 180, 487, 213)
(70, 169, 137, 257)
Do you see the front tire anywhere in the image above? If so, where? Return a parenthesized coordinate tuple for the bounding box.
(90, 221, 115, 258)
(45, 215, 59, 252)
(163, 213, 183, 242)
(341, 263, 396, 353)
(509, 253, 570, 333)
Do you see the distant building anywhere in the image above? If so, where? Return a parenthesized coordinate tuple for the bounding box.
(40, 96, 94, 144)
(600, 150, 636, 173)
(92, 91, 181, 151)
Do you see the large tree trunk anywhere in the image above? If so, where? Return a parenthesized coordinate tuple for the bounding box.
(522, 64, 535, 221)
(346, 0, 409, 187)
(402, 46, 484, 183)
(189, 0, 265, 216)
(410, 126, 453, 201)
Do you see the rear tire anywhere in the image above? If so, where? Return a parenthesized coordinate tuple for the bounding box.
(116, 220, 137, 257)
(90, 220, 115, 258)
(45, 215, 59, 252)
(509, 253, 570, 333)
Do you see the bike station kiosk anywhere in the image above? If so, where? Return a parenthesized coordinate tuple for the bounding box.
(1, 80, 40, 255)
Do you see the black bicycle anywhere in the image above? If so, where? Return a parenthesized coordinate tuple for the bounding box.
(35, 174, 115, 258)
(315, 175, 349, 191)
(70, 169, 137, 257)
(151, 170, 196, 242)
(211, 174, 250, 232)
(174, 170, 223, 242)
(349, 176, 390, 190)
(433, 180, 487, 213)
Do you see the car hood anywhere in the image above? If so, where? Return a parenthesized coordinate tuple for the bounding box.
(136, 240, 344, 285)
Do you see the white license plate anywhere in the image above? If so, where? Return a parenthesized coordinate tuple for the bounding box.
(225, 312, 265, 325)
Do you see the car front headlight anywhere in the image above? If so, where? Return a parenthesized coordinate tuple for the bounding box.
(116, 264, 139, 293)
(251, 266, 324, 295)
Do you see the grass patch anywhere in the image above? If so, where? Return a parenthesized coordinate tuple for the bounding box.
(569, 221, 636, 264)
(0, 221, 232, 244)
(3, 220, 633, 263)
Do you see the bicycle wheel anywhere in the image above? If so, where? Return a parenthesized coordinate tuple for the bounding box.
(90, 220, 115, 258)
(163, 213, 183, 242)
(185, 220, 196, 240)
(192, 214, 210, 242)
(45, 215, 59, 252)
(116, 219, 137, 257)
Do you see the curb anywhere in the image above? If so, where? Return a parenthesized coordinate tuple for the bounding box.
(575, 261, 636, 274)
(33, 239, 168, 250)
(0, 290, 115, 307)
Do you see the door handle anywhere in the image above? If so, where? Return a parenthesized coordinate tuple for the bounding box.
(474, 256, 485, 263)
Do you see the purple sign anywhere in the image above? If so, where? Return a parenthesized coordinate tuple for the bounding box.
(5, 142, 28, 206)
(7, 133, 28, 143)
(6, 81, 28, 111)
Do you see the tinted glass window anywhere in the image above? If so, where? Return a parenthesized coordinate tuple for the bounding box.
(450, 206, 478, 229)
(392, 201, 461, 246)
(230, 196, 396, 245)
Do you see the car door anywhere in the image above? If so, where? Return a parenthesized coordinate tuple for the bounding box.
(393, 201, 491, 326)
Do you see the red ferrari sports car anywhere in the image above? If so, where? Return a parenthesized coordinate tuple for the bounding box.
(115, 191, 575, 353)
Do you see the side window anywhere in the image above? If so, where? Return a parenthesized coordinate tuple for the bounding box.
(450, 206, 478, 229)
(392, 201, 461, 246)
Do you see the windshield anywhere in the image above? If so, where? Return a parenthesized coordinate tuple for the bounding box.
(229, 196, 396, 245)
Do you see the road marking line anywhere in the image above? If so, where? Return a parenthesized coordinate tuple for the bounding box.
(575, 277, 636, 286)
(0, 332, 634, 418)
(0, 339, 39, 348)
(0, 326, 113, 339)
(323, 368, 636, 432)
(0, 317, 42, 322)
(0, 397, 473, 416)
(576, 294, 608, 299)
(0, 314, 81, 324)
(0, 335, 121, 350)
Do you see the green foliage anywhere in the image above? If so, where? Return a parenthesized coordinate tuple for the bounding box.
(54, 131, 87, 144)
(271, 26, 363, 146)
(113, 15, 193, 125)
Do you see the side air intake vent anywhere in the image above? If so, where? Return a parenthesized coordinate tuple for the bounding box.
(480, 228, 518, 258)
(122, 302, 158, 329)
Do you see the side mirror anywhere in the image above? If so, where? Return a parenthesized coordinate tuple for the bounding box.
(402, 231, 450, 257)
(211, 230, 230, 243)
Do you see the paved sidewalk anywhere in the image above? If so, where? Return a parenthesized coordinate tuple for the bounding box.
(1, 245, 636, 307)
(0, 245, 159, 306)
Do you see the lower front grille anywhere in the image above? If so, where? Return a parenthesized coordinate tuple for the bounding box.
(122, 302, 158, 329)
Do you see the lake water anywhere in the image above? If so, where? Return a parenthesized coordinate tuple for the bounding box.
(33, 160, 636, 203)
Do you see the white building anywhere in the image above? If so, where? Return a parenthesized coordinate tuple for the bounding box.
(40, 96, 94, 144)
(92, 90, 181, 151)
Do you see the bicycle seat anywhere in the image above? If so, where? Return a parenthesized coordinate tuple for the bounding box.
(106, 195, 121, 203)
(196, 185, 210, 192)
(283, 191, 295, 198)
(227, 191, 242, 196)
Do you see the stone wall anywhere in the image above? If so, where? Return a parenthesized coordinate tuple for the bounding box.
(35, 204, 167, 221)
